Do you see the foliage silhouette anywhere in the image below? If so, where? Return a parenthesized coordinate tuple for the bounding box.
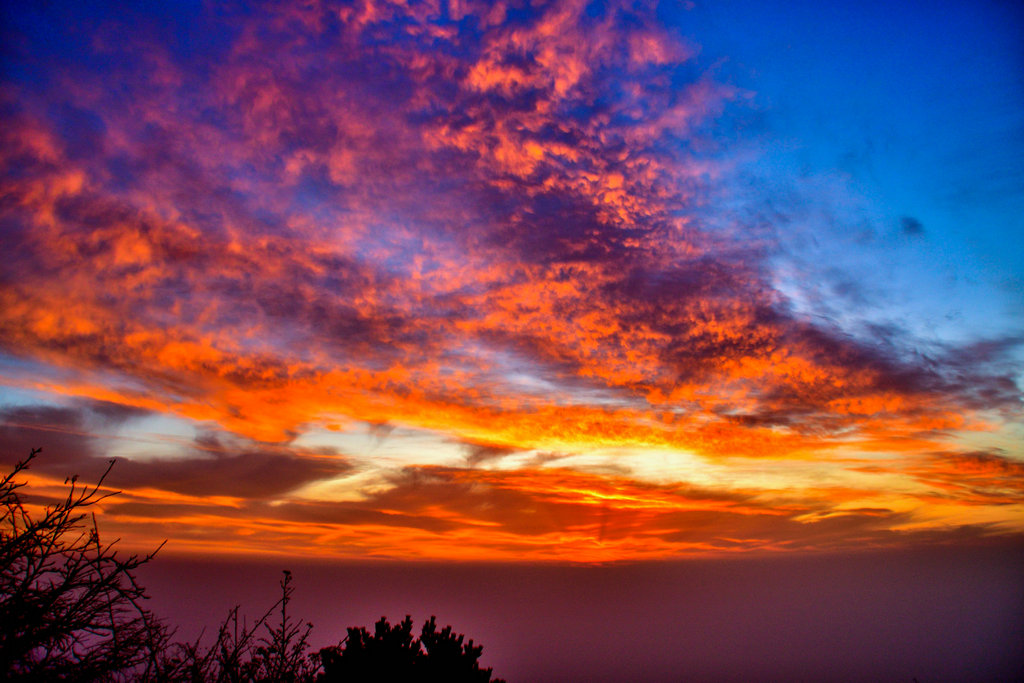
(2, 450, 505, 682)
(317, 615, 505, 683)
(1, 448, 168, 680)
(157, 570, 317, 682)
(0, 450, 319, 682)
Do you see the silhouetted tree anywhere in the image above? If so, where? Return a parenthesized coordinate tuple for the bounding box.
(317, 615, 505, 683)
(3, 450, 505, 682)
(0, 448, 168, 681)
(253, 571, 317, 682)
(420, 616, 501, 682)
(157, 570, 317, 682)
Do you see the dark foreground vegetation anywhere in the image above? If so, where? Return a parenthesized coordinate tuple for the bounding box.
(1, 449, 505, 681)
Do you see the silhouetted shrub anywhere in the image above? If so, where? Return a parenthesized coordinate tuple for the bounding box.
(158, 570, 317, 682)
(317, 615, 505, 683)
(2, 450, 504, 682)
(0, 448, 168, 681)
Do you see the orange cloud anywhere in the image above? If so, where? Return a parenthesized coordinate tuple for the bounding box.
(1, 0, 1021, 561)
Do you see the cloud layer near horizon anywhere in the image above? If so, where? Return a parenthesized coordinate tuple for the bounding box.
(1, 0, 1022, 560)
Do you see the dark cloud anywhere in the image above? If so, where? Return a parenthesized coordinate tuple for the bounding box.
(0, 404, 105, 474)
(49, 102, 107, 160)
(107, 447, 350, 499)
(928, 335, 1024, 412)
(655, 507, 914, 550)
(342, 466, 775, 541)
(910, 450, 1024, 505)
(366, 422, 395, 443)
(463, 441, 520, 466)
(90, 462, 1024, 557)
(81, 399, 153, 424)
(0, 403, 350, 499)
(253, 499, 459, 534)
(900, 215, 925, 236)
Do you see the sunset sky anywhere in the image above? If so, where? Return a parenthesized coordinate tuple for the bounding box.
(1, 1, 1023, 676)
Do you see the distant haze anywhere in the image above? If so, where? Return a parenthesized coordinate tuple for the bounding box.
(139, 543, 1024, 682)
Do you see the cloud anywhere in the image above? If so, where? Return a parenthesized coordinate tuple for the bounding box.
(909, 451, 1024, 506)
(0, 403, 350, 499)
(0, 404, 99, 472)
(463, 440, 521, 466)
(1, 0, 1018, 459)
(6, 396, 1017, 561)
(900, 215, 925, 236)
(1, 0, 1022, 559)
(107, 444, 351, 500)
(72, 461, 1024, 561)
(0, 400, 153, 473)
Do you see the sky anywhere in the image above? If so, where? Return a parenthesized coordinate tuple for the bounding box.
(1, 0, 1023, 678)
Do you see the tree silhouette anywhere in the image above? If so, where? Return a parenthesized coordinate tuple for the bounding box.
(158, 570, 317, 682)
(253, 571, 317, 682)
(0, 448, 168, 680)
(2, 450, 505, 682)
(317, 615, 505, 683)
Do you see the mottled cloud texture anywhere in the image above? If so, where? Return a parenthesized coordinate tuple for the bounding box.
(1, 0, 1021, 560)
